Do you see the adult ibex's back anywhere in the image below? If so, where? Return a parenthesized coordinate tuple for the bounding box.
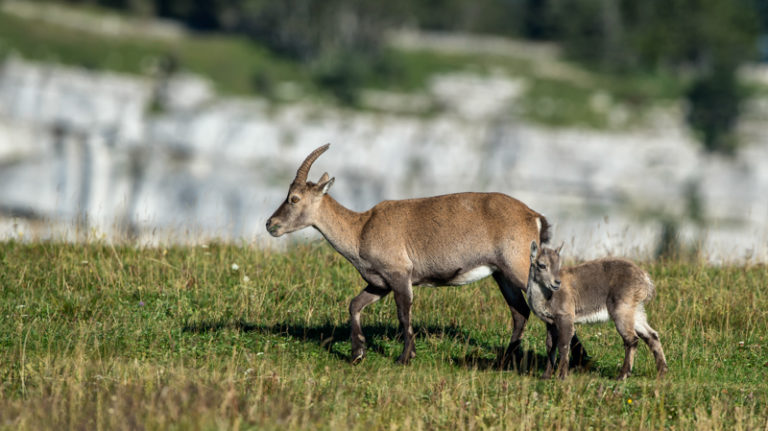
(266, 144, 587, 365)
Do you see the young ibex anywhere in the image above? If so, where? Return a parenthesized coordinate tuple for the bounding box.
(266, 144, 588, 366)
(527, 241, 668, 380)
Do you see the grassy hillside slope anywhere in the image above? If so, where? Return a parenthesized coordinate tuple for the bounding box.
(0, 7, 684, 127)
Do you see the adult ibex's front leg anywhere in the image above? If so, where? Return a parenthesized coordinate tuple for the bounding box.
(390, 274, 416, 364)
(349, 285, 390, 364)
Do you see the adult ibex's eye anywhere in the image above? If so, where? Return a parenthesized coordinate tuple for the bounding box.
(290, 195, 301, 204)
(537, 262, 547, 270)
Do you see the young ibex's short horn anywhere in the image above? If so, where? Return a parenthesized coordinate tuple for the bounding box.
(293, 143, 330, 185)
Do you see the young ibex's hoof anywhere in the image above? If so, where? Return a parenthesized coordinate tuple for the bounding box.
(616, 372, 630, 381)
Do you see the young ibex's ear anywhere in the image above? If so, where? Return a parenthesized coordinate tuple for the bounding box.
(530, 241, 539, 261)
(317, 174, 334, 195)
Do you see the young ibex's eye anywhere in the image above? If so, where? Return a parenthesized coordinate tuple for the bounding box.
(537, 262, 547, 270)
(290, 195, 301, 204)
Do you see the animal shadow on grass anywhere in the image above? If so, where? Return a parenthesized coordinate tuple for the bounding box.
(455, 343, 594, 376)
(181, 318, 593, 375)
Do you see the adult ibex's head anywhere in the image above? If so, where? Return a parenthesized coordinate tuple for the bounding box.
(529, 241, 564, 291)
(266, 144, 335, 237)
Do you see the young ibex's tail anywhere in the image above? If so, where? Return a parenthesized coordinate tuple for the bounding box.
(642, 271, 656, 303)
(538, 215, 552, 245)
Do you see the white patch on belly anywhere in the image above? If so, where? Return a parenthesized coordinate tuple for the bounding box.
(575, 308, 610, 324)
(447, 265, 496, 286)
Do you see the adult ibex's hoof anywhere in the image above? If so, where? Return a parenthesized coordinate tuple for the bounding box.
(350, 349, 366, 365)
(396, 349, 416, 365)
(657, 364, 668, 378)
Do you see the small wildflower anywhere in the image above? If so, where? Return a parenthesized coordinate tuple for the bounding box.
(139, 301, 145, 307)
(738, 341, 745, 348)
(162, 248, 168, 256)
(201, 244, 209, 249)
(256, 352, 264, 356)
(627, 398, 633, 405)
(231, 263, 240, 271)
(243, 275, 250, 282)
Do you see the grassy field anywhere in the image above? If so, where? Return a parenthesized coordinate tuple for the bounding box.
(0, 241, 766, 430)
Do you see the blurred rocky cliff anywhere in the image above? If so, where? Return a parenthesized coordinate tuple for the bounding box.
(1, 55, 768, 263)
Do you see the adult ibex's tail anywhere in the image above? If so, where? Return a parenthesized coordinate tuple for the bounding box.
(538, 215, 552, 245)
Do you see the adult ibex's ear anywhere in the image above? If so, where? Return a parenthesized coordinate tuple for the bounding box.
(530, 241, 539, 261)
(317, 174, 334, 195)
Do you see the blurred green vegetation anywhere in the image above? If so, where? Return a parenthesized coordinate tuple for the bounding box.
(2, 0, 767, 150)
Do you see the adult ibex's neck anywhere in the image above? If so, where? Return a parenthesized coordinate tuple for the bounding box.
(313, 195, 365, 262)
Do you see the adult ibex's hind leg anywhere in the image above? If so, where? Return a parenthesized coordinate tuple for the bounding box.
(349, 285, 391, 364)
(493, 273, 530, 367)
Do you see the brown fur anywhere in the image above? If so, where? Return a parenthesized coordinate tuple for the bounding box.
(528, 241, 668, 380)
(266, 144, 588, 366)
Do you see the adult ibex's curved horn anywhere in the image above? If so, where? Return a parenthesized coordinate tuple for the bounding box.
(293, 143, 330, 185)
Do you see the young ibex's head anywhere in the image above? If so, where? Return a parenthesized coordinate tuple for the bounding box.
(266, 144, 335, 237)
(529, 241, 564, 291)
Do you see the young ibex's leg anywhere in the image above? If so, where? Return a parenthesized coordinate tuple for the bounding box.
(493, 273, 530, 366)
(613, 305, 639, 380)
(634, 308, 668, 377)
(555, 317, 575, 379)
(349, 285, 391, 364)
(494, 271, 590, 369)
(542, 323, 559, 379)
(390, 275, 416, 364)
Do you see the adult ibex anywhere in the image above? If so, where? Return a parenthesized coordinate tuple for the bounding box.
(267, 144, 588, 366)
(527, 241, 668, 380)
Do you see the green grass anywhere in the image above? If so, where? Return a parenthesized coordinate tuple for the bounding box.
(0, 241, 766, 429)
(0, 11, 309, 97)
